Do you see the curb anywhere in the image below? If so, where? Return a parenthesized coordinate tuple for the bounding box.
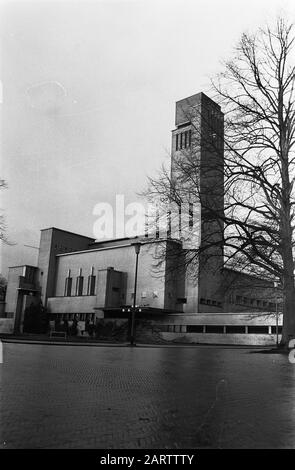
(0, 337, 274, 350)
(0, 338, 129, 347)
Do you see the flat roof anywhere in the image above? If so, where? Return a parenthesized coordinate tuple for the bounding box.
(8, 264, 37, 269)
(40, 227, 95, 240)
(56, 237, 178, 258)
(89, 235, 143, 245)
(222, 267, 273, 282)
(176, 91, 221, 109)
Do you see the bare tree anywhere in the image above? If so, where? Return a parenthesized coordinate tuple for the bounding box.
(143, 18, 295, 346)
(0, 179, 8, 243)
(216, 18, 295, 346)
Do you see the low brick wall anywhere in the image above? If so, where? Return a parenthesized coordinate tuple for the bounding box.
(98, 313, 283, 346)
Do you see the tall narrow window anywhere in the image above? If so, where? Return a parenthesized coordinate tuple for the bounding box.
(176, 130, 192, 151)
(64, 269, 72, 296)
(76, 268, 84, 296)
(87, 267, 96, 296)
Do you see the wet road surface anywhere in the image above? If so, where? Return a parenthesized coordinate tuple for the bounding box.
(0, 343, 295, 448)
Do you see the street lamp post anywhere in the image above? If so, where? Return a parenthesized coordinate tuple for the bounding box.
(130, 241, 142, 346)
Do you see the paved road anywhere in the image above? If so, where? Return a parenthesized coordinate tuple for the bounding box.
(0, 343, 295, 449)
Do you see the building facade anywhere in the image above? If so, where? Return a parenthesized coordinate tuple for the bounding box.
(1, 92, 279, 336)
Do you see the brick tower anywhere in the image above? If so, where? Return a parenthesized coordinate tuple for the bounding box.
(171, 92, 224, 312)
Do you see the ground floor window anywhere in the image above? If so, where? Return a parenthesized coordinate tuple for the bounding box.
(87, 275, 96, 295)
(76, 276, 84, 296)
(64, 277, 72, 296)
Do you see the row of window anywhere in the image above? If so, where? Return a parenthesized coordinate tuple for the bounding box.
(160, 324, 282, 335)
(176, 130, 192, 150)
(186, 325, 282, 334)
(51, 313, 96, 322)
(228, 295, 277, 310)
(200, 298, 222, 308)
(64, 274, 96, 297)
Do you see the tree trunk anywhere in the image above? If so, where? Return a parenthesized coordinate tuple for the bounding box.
(280, 200, 295, 346)
(281, 275, 295, 346)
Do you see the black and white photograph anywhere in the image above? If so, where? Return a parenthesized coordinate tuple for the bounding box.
(1, 0, 295, 456)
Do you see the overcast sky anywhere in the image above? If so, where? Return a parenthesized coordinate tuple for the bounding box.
(1, 0, 295, 276)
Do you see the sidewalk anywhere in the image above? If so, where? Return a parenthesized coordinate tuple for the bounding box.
(0, 332, 276, 349)
(0, 333, 128, 347)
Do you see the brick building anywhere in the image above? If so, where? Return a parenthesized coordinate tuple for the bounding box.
(2, 92, 279, 338)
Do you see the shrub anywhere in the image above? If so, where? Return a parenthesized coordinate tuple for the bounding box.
(23, 301, 49, 334)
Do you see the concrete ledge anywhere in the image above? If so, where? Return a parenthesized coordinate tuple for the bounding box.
(150, 312, 283, 326)
(47, 296, 97, 314)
